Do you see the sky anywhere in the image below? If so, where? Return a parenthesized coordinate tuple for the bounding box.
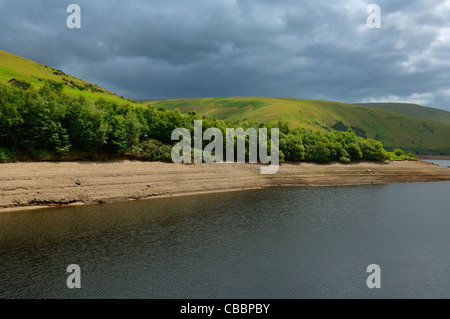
(0, 0, 450, 111)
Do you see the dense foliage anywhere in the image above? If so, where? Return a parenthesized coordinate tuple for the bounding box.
(0, 80, 390, 163)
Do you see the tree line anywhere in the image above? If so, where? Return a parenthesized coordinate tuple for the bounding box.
(0, 80, 389, 163)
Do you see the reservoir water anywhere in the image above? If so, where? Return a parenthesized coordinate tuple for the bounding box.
(1, 182, 450, 299)
(422, 159, 450, 167)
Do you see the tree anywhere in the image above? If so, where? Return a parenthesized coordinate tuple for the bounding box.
(124, 111, 142, 146)
(288, 135, 305, 161)
(346, 142, 363, 161)
(361, 139, 389, 161)
(105, 115, 127, 153)
(312, 137, 332, 163)
(65, 97, 108, 150)
(0, 83, 24, 147)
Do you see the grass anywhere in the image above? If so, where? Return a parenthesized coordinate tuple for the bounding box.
(0, 50, 129, 105)
(388, 152, 417, 161)
(358, 103, 450, 126)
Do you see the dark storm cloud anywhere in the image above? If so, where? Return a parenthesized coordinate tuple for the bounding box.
(0, 0, 449, 110)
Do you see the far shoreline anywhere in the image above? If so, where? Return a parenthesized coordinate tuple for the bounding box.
(416, 155, 450, 160)
(1, 160, 449, 214)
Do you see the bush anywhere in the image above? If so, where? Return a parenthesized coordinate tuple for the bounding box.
(29, 149, 54, 161)
(339, 155, 351, 163)
(407, 153, 415, 158)
(8, 78, 32, 91)
(280, 134, 305, 161)
(361, 139, 389, 161)
(394, 148, 405, 156)
(105, 116, 127, 153)
(47, 80, 64, 93)
(0, 147, 11, 161)
(375, 149, 390, 162)
(346, 142, 362, 161)
(126, 140, 172, 162)
(311, 140, 332, 163)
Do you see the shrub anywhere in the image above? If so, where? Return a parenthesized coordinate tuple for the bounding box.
(312, 140, 332, 163)
(47, 80, 64, 93)
(0, 147, 11, 161)
(361, 139, 389, 161)
(394, 148, 405, 156)
(8, 78, 32, 90)
(339, 155, 351, 163)
(346, 142, 363, 161)
(105, 116, 127, 153)
(375, 149, 390, 162)
(126, 140, 172, 162)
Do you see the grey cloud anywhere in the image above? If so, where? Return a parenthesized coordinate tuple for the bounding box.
(0, 0, 449, 110)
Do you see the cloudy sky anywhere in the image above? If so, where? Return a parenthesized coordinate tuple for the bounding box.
(1, 0, 449, 110)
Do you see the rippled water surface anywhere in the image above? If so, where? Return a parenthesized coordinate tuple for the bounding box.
(422, 159, 450, 167)
(1, 182, 450, 298)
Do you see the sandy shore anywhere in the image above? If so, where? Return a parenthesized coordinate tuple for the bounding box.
(1, 160, 449, 213)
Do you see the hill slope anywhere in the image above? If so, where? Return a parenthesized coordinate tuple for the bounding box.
(0, 49, 126, 103)
(357, 103, 450, 126)
(140, 97, 450, 154)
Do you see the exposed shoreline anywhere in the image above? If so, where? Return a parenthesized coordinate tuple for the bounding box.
(1, 160, 449, 213)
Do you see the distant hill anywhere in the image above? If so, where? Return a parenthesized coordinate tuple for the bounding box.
(0, 49, 126, 104)
(357, 103, 450, 126)
(139, 97, 450, 155)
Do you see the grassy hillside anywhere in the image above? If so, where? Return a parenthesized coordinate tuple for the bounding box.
(357, 103, 450, 126)
(0, 50, 127, 104)
(140, 97, 450, 154)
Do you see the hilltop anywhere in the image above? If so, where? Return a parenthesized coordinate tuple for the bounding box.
(140, 97, 450, 154)
(0, 50, 127, 104)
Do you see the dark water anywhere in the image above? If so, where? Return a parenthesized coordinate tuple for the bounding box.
(1, 182, 450, 299)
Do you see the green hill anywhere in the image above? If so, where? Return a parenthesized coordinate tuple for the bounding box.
(357, 103, 450, 126)
(0, 49, 127, 104)
(140, 97, 450, 154)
